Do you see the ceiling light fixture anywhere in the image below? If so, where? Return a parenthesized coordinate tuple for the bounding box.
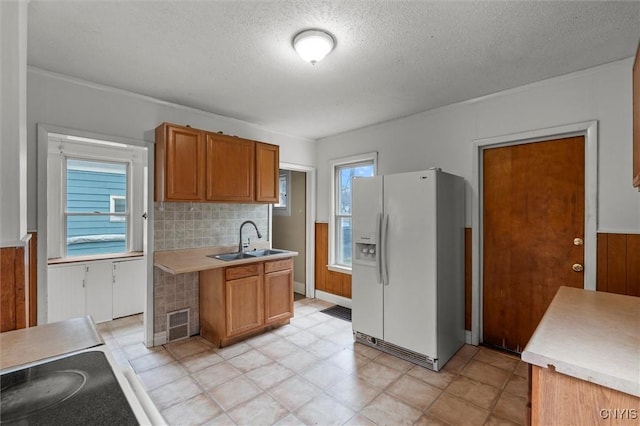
(293, 29, 335, 65)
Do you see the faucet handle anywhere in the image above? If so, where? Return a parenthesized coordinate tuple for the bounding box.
(243, 238, 251, 250)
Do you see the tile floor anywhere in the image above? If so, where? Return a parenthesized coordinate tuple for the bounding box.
(97, 297, 528, 426)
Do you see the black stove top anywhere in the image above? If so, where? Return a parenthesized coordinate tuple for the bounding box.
(1, 351, 139, 425)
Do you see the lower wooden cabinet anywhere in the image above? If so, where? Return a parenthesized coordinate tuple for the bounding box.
(264, 259, 294, 324)
(225, 264, 264, 337)
(530, 364, 640, 425)
(199, 258, 293, 347)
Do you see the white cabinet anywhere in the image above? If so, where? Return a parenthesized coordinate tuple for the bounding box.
(48, 264, 86, 323)
(86, 262, 114, 323)
(47, 258, 146, 323)
(113, 259, 146, 318)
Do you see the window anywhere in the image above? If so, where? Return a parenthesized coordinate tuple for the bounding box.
(110, 195, 126, 222)
(65, 158, 128, 256)
(273, 170, 291, 216)
(330, 153, 376, 269)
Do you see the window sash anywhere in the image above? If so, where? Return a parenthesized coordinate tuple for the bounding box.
(330, 155, 376, 269)
(64, 156, 130, 257)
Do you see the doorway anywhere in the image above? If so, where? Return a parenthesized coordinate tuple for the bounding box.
(482, 136, 585, 352)
(471, 120, 598, 349)
(273, 169, 307, 296)
(272, 163, 316, 299)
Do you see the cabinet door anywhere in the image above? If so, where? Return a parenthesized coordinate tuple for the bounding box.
(113, 258, 146, 318)
(158, 124, 206, 201)
(264, 268, 293, 324)
(47, 264, 86, 323)
(85, 261, 113, 323)
(225, 275, 263, 337)
(255, 142, 279, 202)
(206, 134, 255, 202)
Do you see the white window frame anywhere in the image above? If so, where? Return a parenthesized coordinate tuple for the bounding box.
(63, 156, 130, 256)
(273, 170, 291, 216)
(47, 136, 145, 260)
(328, 152, 377, 273)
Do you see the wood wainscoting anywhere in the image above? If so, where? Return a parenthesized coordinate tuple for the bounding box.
(0, 233, 36, 332)
(597, 233, 640, 296)
(314, 222, 352, 298)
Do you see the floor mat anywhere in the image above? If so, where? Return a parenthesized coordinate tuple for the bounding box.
(320, 305, 352, 322)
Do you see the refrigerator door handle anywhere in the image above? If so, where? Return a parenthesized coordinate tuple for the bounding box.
(375, 213, 383, 284)
(381, 213, 389, 285)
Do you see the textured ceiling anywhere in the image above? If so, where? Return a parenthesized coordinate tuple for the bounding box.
(27, 1, 640, 140)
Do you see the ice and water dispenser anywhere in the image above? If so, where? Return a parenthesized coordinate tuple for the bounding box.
(354, 233, 377, 264)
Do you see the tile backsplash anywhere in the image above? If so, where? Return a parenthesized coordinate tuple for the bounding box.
(153, 202, 269, 251)
(153, 202, 269, 339)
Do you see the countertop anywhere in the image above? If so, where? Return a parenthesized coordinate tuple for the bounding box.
(0, 316, 104, 370)
(154, 244, 298, 275)
(522, 286, 640, 397)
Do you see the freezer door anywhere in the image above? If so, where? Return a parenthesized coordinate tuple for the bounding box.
(383, 170, 438, 356)
(352, 176, 384, 339)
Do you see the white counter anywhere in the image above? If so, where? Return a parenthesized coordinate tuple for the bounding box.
(522, 286, 640, 397)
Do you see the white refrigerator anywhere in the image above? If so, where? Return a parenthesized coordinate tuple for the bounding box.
(351, 169, 465, 371)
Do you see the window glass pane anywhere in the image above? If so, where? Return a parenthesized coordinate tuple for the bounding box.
(275, 175, 287, 207)
(334, 161, 374, 267)
(66, 158, 127, 256)
(337, 163, 374, 215)
(336, 217, 352, 266)
(113, 197, 126, 213)
(66, 216, 127, 256)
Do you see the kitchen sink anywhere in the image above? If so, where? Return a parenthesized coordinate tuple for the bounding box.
(247, 249, 286, 256)
(208, 252, 257, 261)
(208, 249, 288, 261)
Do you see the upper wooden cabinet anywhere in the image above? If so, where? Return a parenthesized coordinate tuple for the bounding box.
(154, 123, 279, 203)
(256, 142, 279, 203)
(633, 40, 639, 190)
(155, 123, 206, 201)
(206, 133, 255, 202)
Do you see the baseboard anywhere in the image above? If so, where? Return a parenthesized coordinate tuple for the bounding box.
(315, 290, 352, 309)
(294, 281, 305, 295)
(465, 330, 472, 345)
(153, 331, 167, 346)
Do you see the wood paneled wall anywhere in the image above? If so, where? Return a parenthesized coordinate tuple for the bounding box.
(29, 232, 38, 326)
(314, 222, 352, 298)
(1, 242, 30, 332)
(465, 228, 472, 331)
(313, 227, 639, 332)
(597, 233, 640, 296)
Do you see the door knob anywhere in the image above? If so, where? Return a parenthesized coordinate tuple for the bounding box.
(572, 263, 584, 272)
(573, 238, 584, 246)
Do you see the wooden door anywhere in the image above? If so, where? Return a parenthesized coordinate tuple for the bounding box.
(483, 136, 585, 352)
(206, 133, 255, 202)
(156, 124, 205, 201)
(255, 142, 279, 202)
(225, 275, 263, 337)
(264, 269, 293, 324)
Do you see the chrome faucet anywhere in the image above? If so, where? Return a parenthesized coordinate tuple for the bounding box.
(238, 220, 262, 253)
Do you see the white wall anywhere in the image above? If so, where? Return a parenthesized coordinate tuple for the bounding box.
(316, 58, 640, 233)
(1, 0, 28, 246)
(26, 68, 316, 231)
